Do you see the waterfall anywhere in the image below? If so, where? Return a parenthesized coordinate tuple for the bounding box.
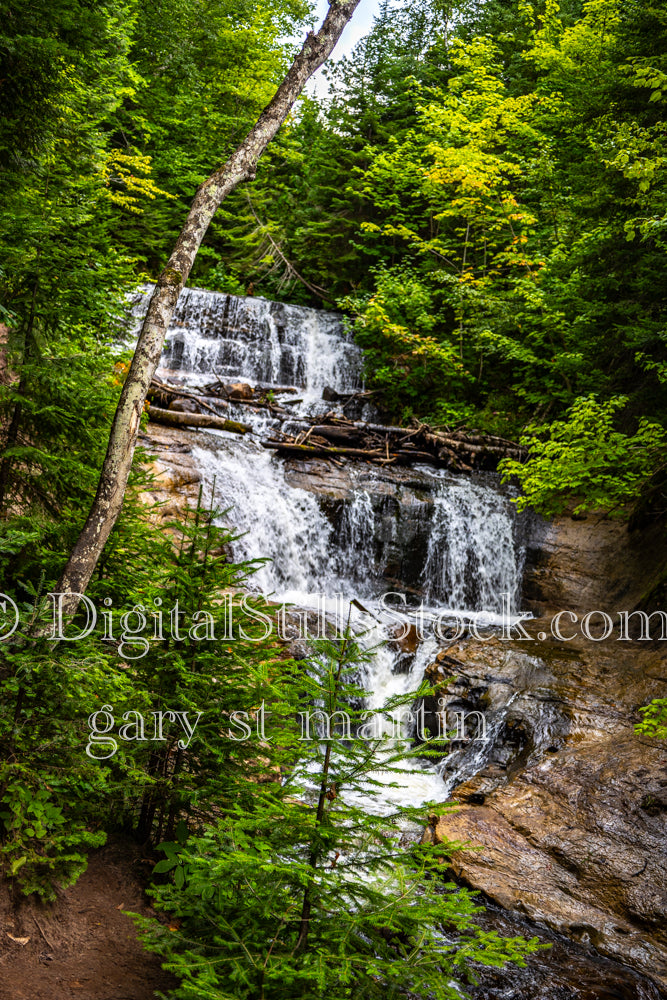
(131, 285, 361, 402)
(191, 441, 334, 599)
(334, 489, 378, 589)
(421, 471, 523, 613)
(141, 284, 527, 809)
(347, 633, 451, 813)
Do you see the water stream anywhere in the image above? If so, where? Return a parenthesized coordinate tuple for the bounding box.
(132, 285, 526, 807)
(131, 286, 664, 999)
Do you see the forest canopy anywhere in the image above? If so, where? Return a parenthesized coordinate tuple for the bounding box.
(211, 0, 667, 516)
(2, 0, 667, 523)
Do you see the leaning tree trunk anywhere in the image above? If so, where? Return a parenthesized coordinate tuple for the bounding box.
(55, 1, 360, 615)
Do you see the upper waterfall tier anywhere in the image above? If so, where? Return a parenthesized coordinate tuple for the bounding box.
(130, 285, 362, 401)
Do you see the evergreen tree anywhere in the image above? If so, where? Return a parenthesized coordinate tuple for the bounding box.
(134, 625, 540, 999)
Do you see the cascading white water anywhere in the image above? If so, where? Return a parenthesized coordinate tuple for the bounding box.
(421, 471, 523, 613)
(191, 441, 335, 598)
(140, 284, 527, 809)
(334, 489, 378, 589)
(346, 632, 450, 813)
(131, 285, 361, 402)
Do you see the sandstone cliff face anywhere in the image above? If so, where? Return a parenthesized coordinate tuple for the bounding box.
(522, 512, 667, 616)
(136, 425, 203, 529)
(426, 513, 667, 991)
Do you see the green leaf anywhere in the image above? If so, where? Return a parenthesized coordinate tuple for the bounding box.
(153, 859, 177, 874)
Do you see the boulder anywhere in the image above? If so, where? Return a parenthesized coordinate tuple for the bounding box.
(168, 397, 200, 414)
(226, 382, 254, 400)
(429, 630, 667, 990)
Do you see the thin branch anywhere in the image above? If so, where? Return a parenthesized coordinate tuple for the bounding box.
(245, 194, 331, 300)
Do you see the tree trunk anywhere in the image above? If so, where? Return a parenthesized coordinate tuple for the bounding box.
(55, 1, 361, 613)
(147, 406, 249, 434)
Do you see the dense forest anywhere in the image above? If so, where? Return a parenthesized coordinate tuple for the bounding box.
(1, 0, 666, 997)
(3, 0, 667, 557)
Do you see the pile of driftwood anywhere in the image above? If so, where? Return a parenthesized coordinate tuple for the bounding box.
(146, 377, 261, 434)
(261, 420, 525, 471)
(147, 376, 308, 423)
(146, 377, 525, 471)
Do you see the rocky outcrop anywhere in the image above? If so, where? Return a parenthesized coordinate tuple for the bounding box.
(522, 513, 667, 616)
(140, 415, 667, 990)
(284, 456, 443, 593)
(425, 613, 667, 988)
(283, 456, 527, 599)
(136, 424, 203, 529)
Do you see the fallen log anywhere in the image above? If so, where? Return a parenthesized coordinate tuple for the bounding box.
(392, 450, 440, 465)
(204, 380, 299, 397)
(423, 431, 525, 460)
(259, 440, 465, 469)
(149, 378, 227, 418)
(198, 388, 292, 415)
(260, 436, 484, 471)
(261, 441, 385, 460)
(309, 424, 363, 445)
(348, 420, 415, 435)
(149, 376, 525, 468)
(253, 384, 299, 395)
(443, 431, 520, 448)
(289, 418, 415, 439)
(436, 437, 524, 457)
(154, 375, 291, 416)
(223, 397, 289, 414)
(321, 386, 374, 403)
(148, 406, 249, 435)
(292, 418, 525, 458)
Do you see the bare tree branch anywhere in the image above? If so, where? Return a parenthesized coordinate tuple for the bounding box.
(245, 194, 331, 300)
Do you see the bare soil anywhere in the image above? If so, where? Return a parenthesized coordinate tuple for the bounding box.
(0, 838, 177, 1000)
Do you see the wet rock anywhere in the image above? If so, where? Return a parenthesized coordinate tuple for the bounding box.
(640, 789, 667, 816)
(389, 623, 420, 655)
(152, 456, 201, 490)
(135, 425, 205, 530)
(430, 631, 667, 990)
(226, 381, 254, 400)
(285, 639, 310, 661)
(198, 395, 229, 410)
(467, 897, 665, 1000)
(168, 398, 200, 413)
(522, 514, 667, 617)
(436, 797, 667, 986)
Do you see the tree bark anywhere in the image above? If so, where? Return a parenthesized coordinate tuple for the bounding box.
(261, 440, 386, 460)
(55, 1, 361, 613)
(147, 406, 249, 434)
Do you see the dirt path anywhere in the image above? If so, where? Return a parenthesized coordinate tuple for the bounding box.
(0, 838, 177, 1000)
